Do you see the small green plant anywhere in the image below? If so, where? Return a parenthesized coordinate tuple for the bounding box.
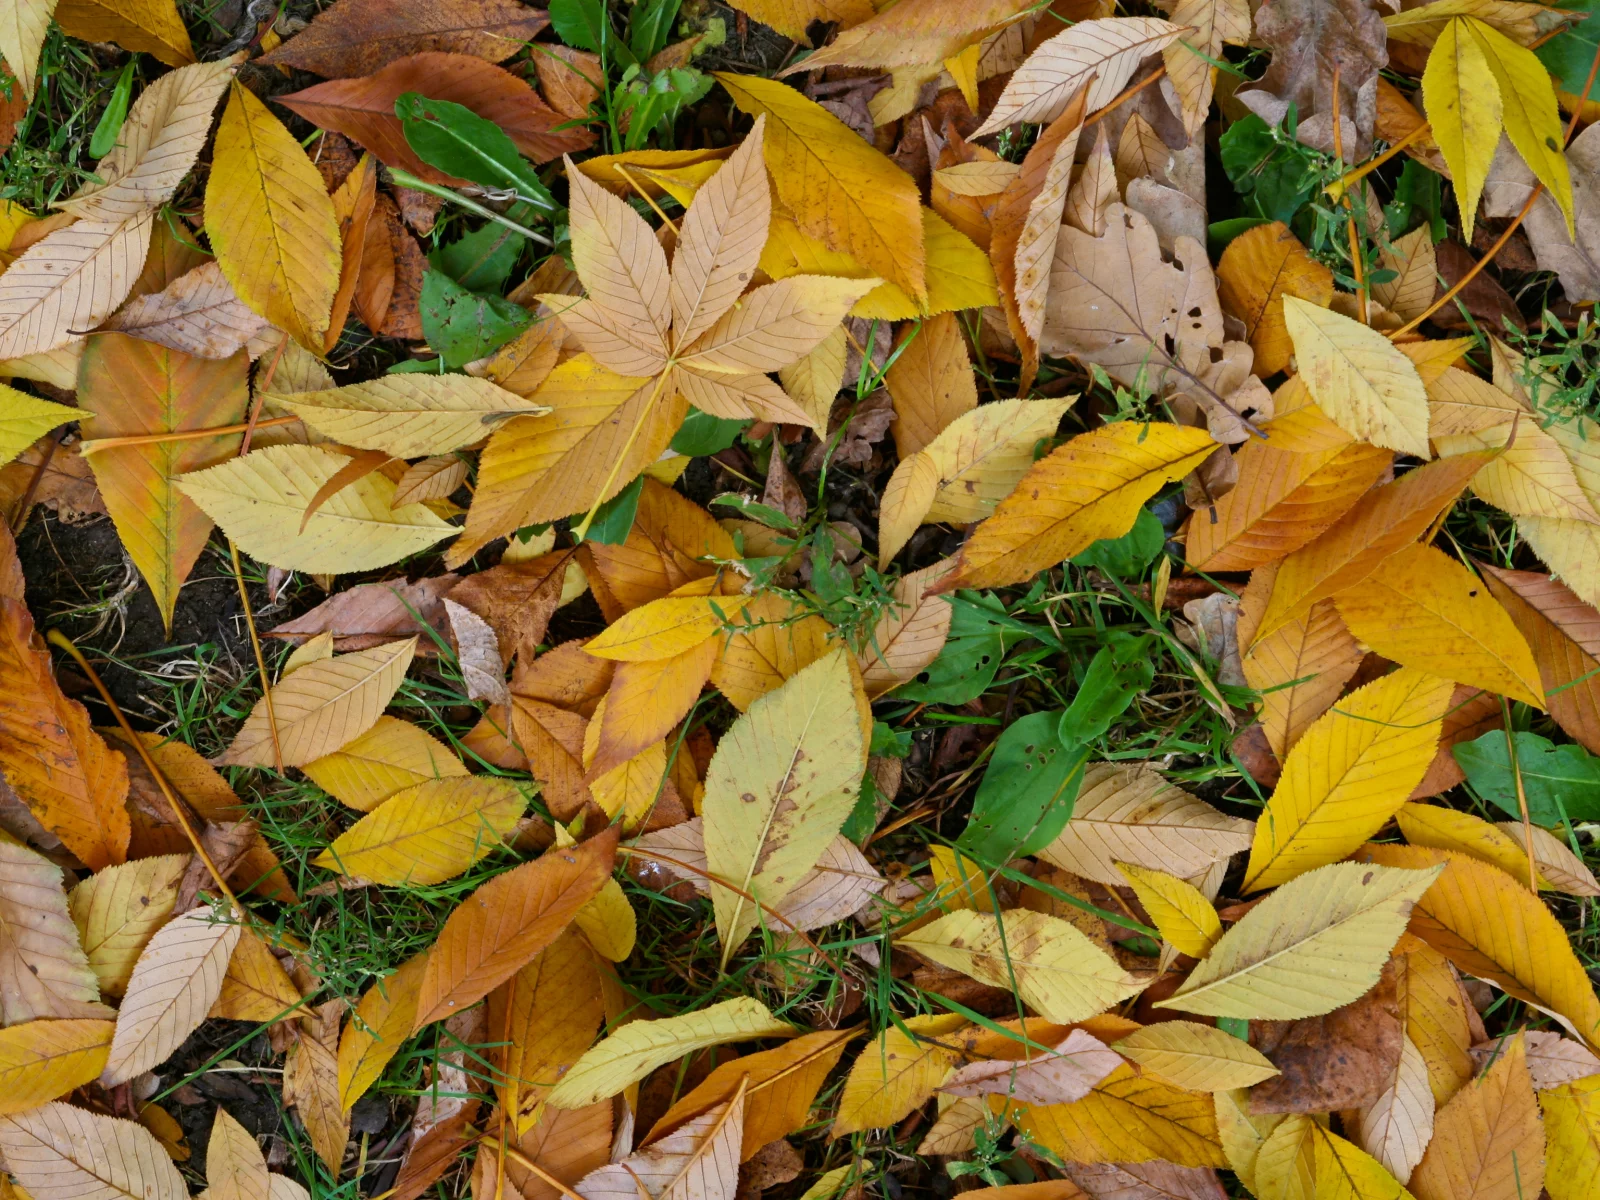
(1506, 308, 1600, 426)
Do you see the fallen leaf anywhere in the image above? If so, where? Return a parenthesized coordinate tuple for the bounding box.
(103, 261, 273, 359)
(1216, 222, 1335, 378)
(0, 1103, 187, 1200)
(1113, 1021, 1280, 1091)
(68, 854, 186, 997)
(0, 0, 56, 98)
(1409, 1030, 1544, 1200)
(301, 715, 468, 812)
(941, 1028, 1123, 1105)
(272, 373, 543, 458)
(1114, 862, 1222, 958)
(314, 777, 524, 885)
(1541, 1073, 1600, 1200)
(258, 0, 550, 76)
(576, 1084, 744, 1200)
(0, 1018, 115, 1115)
(337, 952, 427, 1112)
(1249, 959, 1403, 1112)
(832, 1012, 971, 1136)
(0, 384, 80, 469)
(1015, 1062, 1226, 1167)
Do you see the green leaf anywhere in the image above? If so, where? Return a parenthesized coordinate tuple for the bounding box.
(894, 593, 1019, 706)
(551, 0, 609, 53)
(670, 407, 747, 456)
(959, 710, 1089, 865)
(579, 475, 644, 545)
(1219, 114, 1318, 224)
(1059, 634, 1158, 744)
(1071, 507, 1166, 578)
(1385, 159, 1447, 243)
(629, 0, 682, 60)
(1537, 0, 1600, 102)
(430, 223, 525, 293)
(420, 270, 531, 368)
(90, 60, 136, 160)
(395, 93, 556, 214)
(1453, 730, 1600, 824)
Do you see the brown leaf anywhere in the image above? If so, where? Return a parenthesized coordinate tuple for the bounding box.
(259, 0, 550, 77)
(1235, 0, 1390, 160)
(286, 1003, 350, 1178)
(0, 837, 113, 1023)
(736, 1139, 803, 1200)
(447, 553, 571, 666)
(268, 575, 458, 651)
(579, 480, 734, 614)
(1062, 1161, 1226, 1199)
(885, 312, 978, 459)
(480, 1101, 611, 1200)
(1249, 959, 1403, 1113)
(1410, 686, 1502, 800)
(102, 261, 272, 360)
(0, 438, 107, 525)
(532, 46, 602, 121)
(279, 53, 594, 185)
(444, 597, 510, 707)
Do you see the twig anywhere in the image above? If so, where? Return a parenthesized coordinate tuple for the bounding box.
(490, 1143, 588, 1200)
(386, 169, 554, 246)
(79, 415, 300, 455)
(10, 427, 62, 533)
(229, 539, 284, 773)
(1083, 66, 1167, 132)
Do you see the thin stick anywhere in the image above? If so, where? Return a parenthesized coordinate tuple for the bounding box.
(45, 629, 240, 907)
(613, 164, 680, 237)
(1083, 66, 1167, 131)
(491, 1144, 587, 1200)
(10, 428, 61, 533)
(386, 169, 554, 245)
(1326, 121, 1430, 200)
(80, 416, 300, 455)
(1501, 697, 1541, 895)
(1330, 65, 1369, 326)
(229, 538, 284, 773)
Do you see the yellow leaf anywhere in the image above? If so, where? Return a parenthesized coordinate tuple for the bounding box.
(1409, 1031, 1545, 1200)
(717, 72, 926, 303)
(858, 562, 955, 699)
(1037, 761, 1254, 886)
(1374, 226, 1439, 321)
(884, 312, 978, 458)
(312, 777, 525, 886)
(1424, 17, 1504, 243)
(210, 928, 300, 1024)
(272, 375, 545, 458)
(0, 383, 83, 468)
(709, 592, 836, 711)
(79, 333, 248, 632)
(0, 0, 54, 98)
(0, 1104, 187, 1200)
(203, 1108, 269, 1200)
(1216, 1088, 1287, 1195)
(1399, 939, 1479, 1108)
(0, 1019, 115, 1115)
(1385, 0, 1572, 48)
(942, 422, 1217, 591)
(1015, 1063, 1225, 1167)
(1542, 1074, 1600, 1200)
(1360, 844, 1600, 1049)
(832, 1013, 970, 1136)
(929, 845, 999, 913)
(720, 0, 872, 41)
(301, 716, 468, 813)
(1259, 1119, 1415, 1200)
(1436, 419, 1600, 524)
(284, 1020, 346, 1178)
(549, 995, 794, 1110)
(865, 209, 998, 319)
(1520, 516, 1600, 609)
(585, 594, 752, 662)
(925, 397, 1075, 527)
(1114, 1021, 1279, 1091)
(177, 445, 455, 575)
(1159, 861, 1443, 1019)
(58, 58, 235, 222)
(1399, 802, 1537, 888)
(573, 877, 636, 962)
(1243, 597, 1367, 761)
(1467, 16, 1575, 236)
(1113, 863, 1222, 957)
(1243, 666, 1457, 892)
(337, 953, 426, 1112)
(1282, 296, 1431, 457)
(777, 324, 847, 432)
(53, 0, 194, 66)
(205, 82, 340, 350)
(1216, 222, 1335, 378)
(896, 908, 1145, 1022)
(934, 160, 1020, 198)
(103, 907, 242, 1085)
(414, 828, 618, 1030)
(703, 649, 868, 957)
(879, 450, 941, 567)
(68, 855, 186, 999)
(218, 637, 415, 768)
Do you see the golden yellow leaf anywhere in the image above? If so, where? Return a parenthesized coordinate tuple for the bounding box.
(1436, 418, 1600, 524)
(103, 907, 241, 1085)
(581, 696, 672, 831)
(884, 313, 978, 458)
(942, 421, 1217, 591)
(0, 1103, 187, 1200)
(414, 828, 618, 1030)
(1409, 1031, 1544, 1200)
(300, 716, 468, 813)
(178, 445, 455, 575)
(209, 927, 299, 1024)
(1243, 666, 1457, 892)
(1399, 939, 1479, 1108)
(1424, 17, 1504, 244)
(549, 995, 794, 1110)
(585, 593, 752, 662)
(0, 384, 81, 469)
(1542, 1074, 1600, 1200)
(1216, 1088, 1287, 1195)
(202, 1108, 268, 1200)
(1399, 802, 1538, 889)
(68, 855, 186, 998)
(1159, 861, 1444, 1019)
(709, 593, 836, 712)
(832, 1013, 970, 1136)
(1282, 296, 1430, 456)
(1243, 597, 1367, 760)
(0, 1019, 115, 1115)
(1015, 1063, 1225, 1167)
(313, 777, 525, 885)
(1360, 844, 1600, 1048)
(1118, 1024, 1274, 1096)
(337, 952, 426, 1112)
(272, 375, 544, 458)
(1113, 863, 1221, 958)
(205, 82, 340, 350)
(896, 908, 1144, 1022)
(929, 845, 999, 913)
(778, 324, 846, 432)
(720, 0, 873, 41)
(218, 637, 415, 768)
(717, 73, 925, 303)
(1216, 223, 1334, 377)
(53, 0, 194, 66)
(703, 649, 868, 956)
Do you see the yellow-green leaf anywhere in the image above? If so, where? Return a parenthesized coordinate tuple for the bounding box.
(1424, 17, 1505, 244)
(271, 375, 546, 458)
(1113, 1021, 1280, 1091)
(312, 777, 525, 886)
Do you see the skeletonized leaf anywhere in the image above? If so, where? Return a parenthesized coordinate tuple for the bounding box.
(102, 907, 241, 1085)
(1243, 666, 1457, 892)
(205, 82, 340, 349)
(177, 444, 455, 574)
(1113, 1021, 1280, 1091)
(313, 777, 524, 885)
(702, 649, 868, 956)
(69, 854, 187, 997)
(414, 827, 618, 1029)
(220, 637, 415, 769)
(941, 422, 1217, 591)
(550, 995, 794, 1110)
(897, 909, 1145, 1023)
(273, 374, 545, 458)
(0, 1103, 187, 1200)
(1158, 861, 1443, 1020)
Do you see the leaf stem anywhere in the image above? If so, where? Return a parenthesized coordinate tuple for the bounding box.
(386, 169, 555, 247)
(1500, 696, 1540, 895)
(79, 415, 300, 455)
